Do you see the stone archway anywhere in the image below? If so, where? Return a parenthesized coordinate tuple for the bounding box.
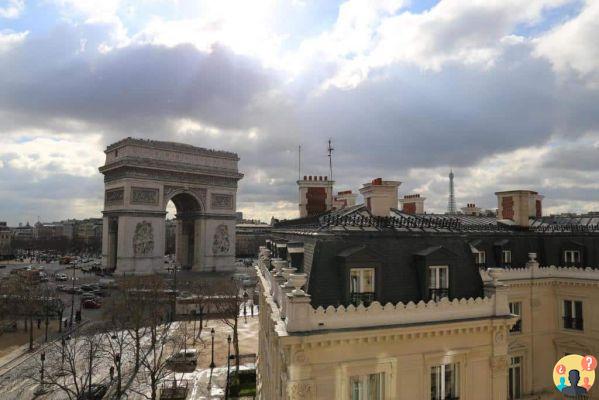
(99, 138, 243, 274)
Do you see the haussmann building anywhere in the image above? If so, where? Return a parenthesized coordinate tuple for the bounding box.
(256, 176, 599, 400)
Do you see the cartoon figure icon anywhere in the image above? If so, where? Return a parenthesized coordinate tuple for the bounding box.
(563, 370, 588, 396)
(553, 354, 596, 397)
(557, 376, 566, 392)
(557, 377, 567, 391)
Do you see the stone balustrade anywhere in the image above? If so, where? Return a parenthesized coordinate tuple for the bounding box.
(285, 295, 499, 333)
(479, 253, 599, 283)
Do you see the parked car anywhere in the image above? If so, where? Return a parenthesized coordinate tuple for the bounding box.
(166, 349, 198, 371)
(77, 384, 107, 400)
(55, 274, 68, 281)
(0, 265, 6, 269)
(80, 284, 93, 292)
(82, 299, 101, 309)
(81, 292, 96, 301)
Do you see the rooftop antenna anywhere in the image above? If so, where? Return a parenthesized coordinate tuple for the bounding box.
(327, 138, 334, 181)
(298, 145, 302, 181)
(447, 169, 457, 214)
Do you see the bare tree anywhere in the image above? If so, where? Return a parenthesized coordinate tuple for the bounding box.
(130, 275, 178, 400)
(213, 277, 243, 373)
(179, 278, 211, 343)
(108, 275, 154, 371)
(100, 322, 132, 398)
(1, 274, 43, 350)
(28, 328, 105, 400)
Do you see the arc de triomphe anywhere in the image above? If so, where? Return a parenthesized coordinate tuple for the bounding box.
(99, 138, 243, 274)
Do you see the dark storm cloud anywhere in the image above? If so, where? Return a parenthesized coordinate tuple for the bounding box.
(0, 22, 277, 142)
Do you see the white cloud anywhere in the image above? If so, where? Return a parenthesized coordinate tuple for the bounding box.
(534, 1, 599, 87)
(0, 29, 28, 52)
(133, 0, 288, 68)
(304, 0, 574, 88)
(0, 133, 105, 179)
(0, 0, 24, 19)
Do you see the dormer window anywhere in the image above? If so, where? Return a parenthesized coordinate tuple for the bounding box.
(429, 265, 449, 301)
(502, 250, 512, 267)
(475, 251, 486, 268)
(564, 250, 581, 267)
(349, 268, 375, 306)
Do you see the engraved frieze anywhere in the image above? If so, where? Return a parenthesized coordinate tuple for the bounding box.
(131, 187, 159, 205)
(211, 193, 234, 210)
(105, 188, 124, 206)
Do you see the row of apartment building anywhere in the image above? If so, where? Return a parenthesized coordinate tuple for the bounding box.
(256, 178, 599, 399)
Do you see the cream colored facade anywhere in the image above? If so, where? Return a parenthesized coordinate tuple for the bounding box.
(257, 249, 599, 399)
(257, 248, 518, 400)
(481, 258, 599, 399)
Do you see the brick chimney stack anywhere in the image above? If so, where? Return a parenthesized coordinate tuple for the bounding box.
(495, 190, 544, 227)
(297, 175, 334, 218)
(333, 190, 357, 210)
(461, 203, 481, 216)
(359, 178, 401, 217)
(400, 194, 426, 214)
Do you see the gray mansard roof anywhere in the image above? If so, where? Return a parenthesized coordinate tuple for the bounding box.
(269, 205, 599, 308)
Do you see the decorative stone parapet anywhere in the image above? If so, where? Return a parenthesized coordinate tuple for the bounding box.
(480, 264, 599, 283)
(271, 259, 287, 277)
(282, 267, 298, 282)
(285, 296, 500, 333)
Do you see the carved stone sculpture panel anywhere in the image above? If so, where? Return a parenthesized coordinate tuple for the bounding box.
(131, 187, 159, 205)
(133, 221, 154, 256)
(212, 224, 230, 254)
(490, 355, 507, 372)
(211, 193, 234, 210)
(288, 381, 314, 400)
(105, 188, 124, 206)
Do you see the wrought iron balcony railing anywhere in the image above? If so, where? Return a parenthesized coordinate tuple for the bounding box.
(510, 319, 522, 333)
(349, 292, 375, 306)
(563, 316, 584, 330)
(429, 288, 449, 302)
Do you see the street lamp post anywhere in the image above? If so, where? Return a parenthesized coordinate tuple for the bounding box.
(40, 352, 45, 391)
(243, 291, 248, 323)
(69, 266, 76, 326)
(61, 337, 66, 368)
(225, 335, 231, 399)
(209, 328, 216, 369)
(115, 353, 121, 397)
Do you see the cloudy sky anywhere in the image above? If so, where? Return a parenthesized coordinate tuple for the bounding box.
(1, 0, 599, 225)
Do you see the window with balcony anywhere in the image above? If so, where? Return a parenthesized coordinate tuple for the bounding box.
(475, 251, 486, 268)
(563, 300, 583, 331)
(564, 250, 581, 267)
(350, 268, 375, 306)
(349, 373, 385, 400)
(508, 356, 522, 399)
(502, 250, 512, 267)
(431, 363, 460, 400)
(429, 265, 449, 301)
(509, 302, 522, 333)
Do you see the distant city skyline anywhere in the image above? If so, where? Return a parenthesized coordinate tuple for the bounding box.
(2, 1, 599, 225)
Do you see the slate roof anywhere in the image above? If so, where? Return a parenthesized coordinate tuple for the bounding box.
(273, 205, 599, 234)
